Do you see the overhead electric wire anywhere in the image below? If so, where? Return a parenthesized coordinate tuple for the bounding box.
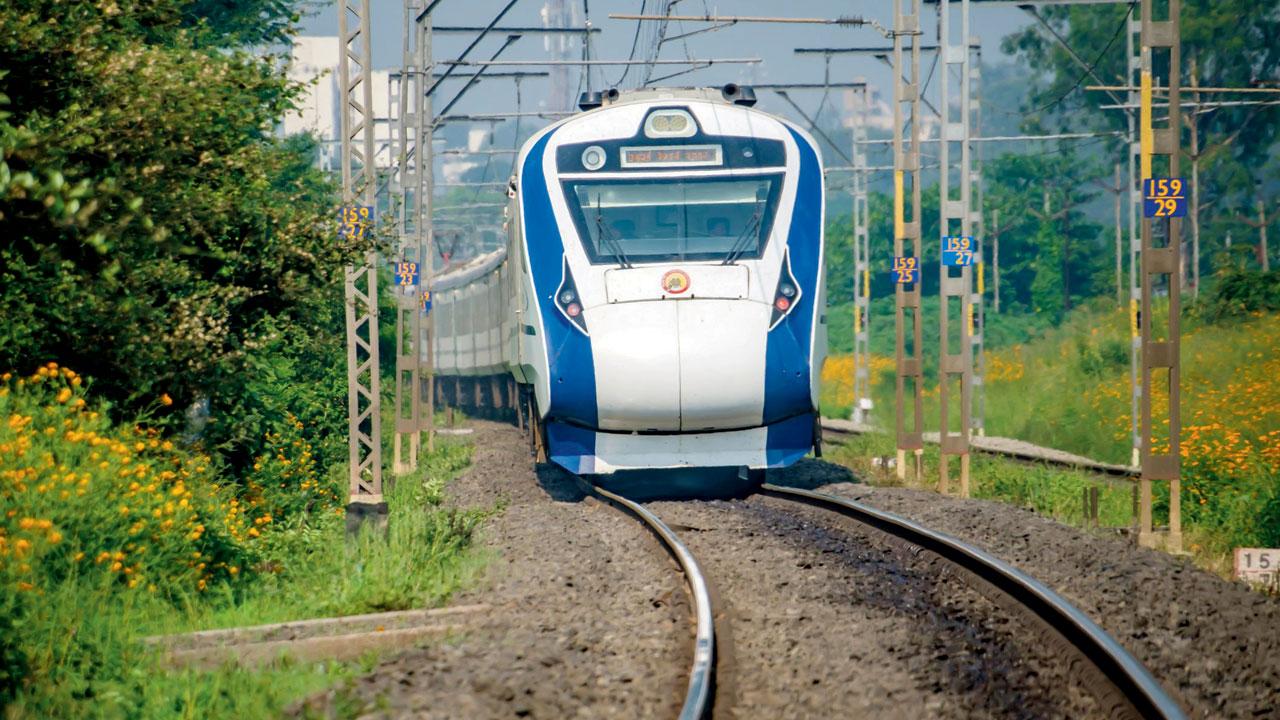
(426, 0, 521, 97)
(611, 0, 647, 87)
(1033, 5, 1131, 114)
(773, 90, 853, 166)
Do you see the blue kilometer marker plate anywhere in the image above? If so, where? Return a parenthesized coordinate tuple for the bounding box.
(942, 236, 977, 267)
(892, 257, 920, 284)
(339, 205, 373, 240)
(393, 261, 420, 288)
(1143, 178, 1187, 218)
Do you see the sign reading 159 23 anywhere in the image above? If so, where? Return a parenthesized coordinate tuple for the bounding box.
(1143, 178, 1187, 218)
(891, 256, 920, 284)
(393, 261, 420, 288)
(942, 236, 977, 267)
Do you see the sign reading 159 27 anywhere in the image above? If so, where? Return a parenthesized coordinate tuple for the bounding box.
(891, 256, 920, 284)
(1143, 178, 1187, 218)
(339, 205, 373, 240)
(942, 236, 977, 267)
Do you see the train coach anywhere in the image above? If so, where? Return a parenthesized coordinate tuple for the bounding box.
(431, 84, 827, 477)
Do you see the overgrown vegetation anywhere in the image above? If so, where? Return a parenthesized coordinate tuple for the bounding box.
(0, 2, 487, 716)
(821, 284, 1280, 565)
(825, 431, 1137, 530)
(0, 1, 365, 476)
(0, 368, 482, 716)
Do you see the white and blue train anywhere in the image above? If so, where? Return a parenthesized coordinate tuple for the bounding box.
(432, 85, 827, 477)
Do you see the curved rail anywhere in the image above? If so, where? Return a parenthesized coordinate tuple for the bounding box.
(575, 478, 715, 720)
(759, 483, 1186, 720)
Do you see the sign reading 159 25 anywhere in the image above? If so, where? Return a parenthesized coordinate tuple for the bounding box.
(891, 256, 920, 285)
(1143, 178, 1187, 218)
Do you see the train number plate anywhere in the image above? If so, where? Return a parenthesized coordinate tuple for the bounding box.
(1234, 548, 1280, 587)
(1143, 178, 1187, 218)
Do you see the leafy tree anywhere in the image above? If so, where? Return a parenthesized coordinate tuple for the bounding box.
(0, 1, 362, 470)
(1002, 1, 1280, 278)
(981, 152, 1105, 318)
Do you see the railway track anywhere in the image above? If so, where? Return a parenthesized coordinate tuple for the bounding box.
(577, 473, 1185, 720)
(573, 477, 715, 720)
(820, 418, 1139, 478)
(758, 483, 1185, 720)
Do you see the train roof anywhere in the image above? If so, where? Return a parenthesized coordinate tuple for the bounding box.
(575, 84, 758, 111)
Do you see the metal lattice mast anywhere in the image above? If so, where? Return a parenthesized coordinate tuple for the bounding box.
(970, 41, 986, 440)
(339, 0, 384, 507)
(417, 6, 437, 452)
(937, 0, 974, 496)
(893, 0, 924, 482)
(1138, 0, 1182, 552)
(1126, 5, 1143, 470)
(393, 2, 426, 474)
(851, 79, 872, 426)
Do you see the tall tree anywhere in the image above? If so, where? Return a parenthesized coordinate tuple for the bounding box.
(0, 1, 361, 424)
(982, 152, 1105, 318)
(1002, 1, 1280, 276)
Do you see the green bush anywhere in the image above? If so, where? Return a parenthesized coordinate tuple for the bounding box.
(1, 371, 483, 716)
(0, 2, 367, 480)
(1196, 268, 1280, 322)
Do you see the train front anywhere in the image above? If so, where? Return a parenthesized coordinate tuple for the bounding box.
(517, 88, 826, 475)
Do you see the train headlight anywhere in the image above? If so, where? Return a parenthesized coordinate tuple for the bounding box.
(643, 109, 697, 139)
(581, 145, 606, 171)
(555, 258, 589, 334)
(769, 250, 803, 331)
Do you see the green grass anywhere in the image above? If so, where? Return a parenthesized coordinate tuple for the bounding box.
(4, 435, 484, 719)
(825, 430, 1136, 530)
(821, 299, 1280, 575)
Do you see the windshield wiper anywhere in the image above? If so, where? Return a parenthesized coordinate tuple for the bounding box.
(595, 197, 633, 269)
(721, 204, 764, 266)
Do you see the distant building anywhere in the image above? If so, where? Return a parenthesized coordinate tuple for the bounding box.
(840, 85, 938, 138)
(283, 36, 395, 170)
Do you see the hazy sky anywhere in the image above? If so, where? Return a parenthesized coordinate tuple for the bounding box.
(299, 1, 1037, 126)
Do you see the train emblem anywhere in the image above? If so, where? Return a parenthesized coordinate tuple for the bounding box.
(662, 270, 691, 295)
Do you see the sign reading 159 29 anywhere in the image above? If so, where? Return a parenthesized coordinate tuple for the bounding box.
(1143, 178, 1187, 218)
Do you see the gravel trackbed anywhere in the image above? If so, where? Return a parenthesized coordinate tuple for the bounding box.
(303, 426, 1279, 719)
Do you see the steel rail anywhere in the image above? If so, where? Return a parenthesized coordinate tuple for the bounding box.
(573, 477, 715, 720)
(820, 420, 1138, 478)
(757, 483, 1186, 720)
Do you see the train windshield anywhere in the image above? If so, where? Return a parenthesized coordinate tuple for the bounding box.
(563, 174, 783, 264)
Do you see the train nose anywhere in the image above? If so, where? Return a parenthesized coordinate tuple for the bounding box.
(590, 302, 682, 431)
(674, 301, 768, 431)
(589, 300, 770, 432)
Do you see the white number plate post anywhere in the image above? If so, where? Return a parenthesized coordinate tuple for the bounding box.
(1234, 548, 1280, 588)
